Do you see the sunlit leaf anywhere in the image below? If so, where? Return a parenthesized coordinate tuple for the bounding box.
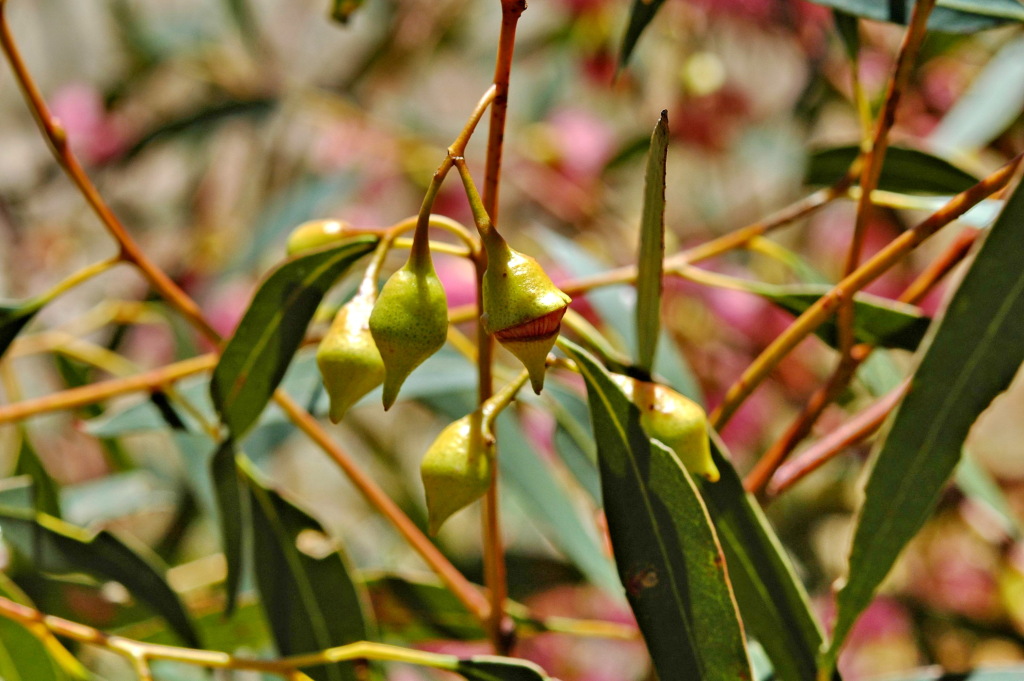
(210, 236, 377, 439)
(635, 111, 668, 374)
(805, 0, 1024, 32)
(241, 459, 372, 681)
(696, 437, 823, 681)
(563, 340, 751, 681)
(806, 146, 979, 194)
(824, 179, 1024, 669)
(0, 508, 200, 648)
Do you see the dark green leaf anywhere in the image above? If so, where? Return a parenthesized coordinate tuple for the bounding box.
(0, 576, 79, 681)
(455, 656, 551, 681)
(618, 0, 667, 68)
(825, 179, 1024, 669)
(806, 146, 979, 194)
(13, 432, 62, 518)
(563, 340, 751, 681)
(764, 285, 931, 351)
(210, 236, 377, 439)
(805, 0, 1024, 32)
(833, 11, 860, 61)
(635, 111, 668, 374)
(365, 573, 487, 641)
(0, 299, 43, 360)
(241, 459, 372, 681)
(120, 598, 272, 653)
(696, 436, 823, 681)
(0, 508, 200, 648)
(211, 439, 249, 615)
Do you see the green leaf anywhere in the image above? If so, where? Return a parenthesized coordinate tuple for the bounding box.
(241, 459, 372, 681)
(211, 439, 249, 615)
(805, 0, 1024, 32)
(0, 575, 89, 681)
(824, 179, 1024, 669)
(696, 437, 823, 681)
(618, 0, 667, 68)
(365, 572, 487, 641)
(119, 598, 272, 652)
(210, 236, 377, 439)
(0, 299, 43, 360)
(635, 111, 668, 374)
(455, 656, 551, 681)
(806, 146, 979, 194)
(13, 432, 62, 518)
(930, 36, 1024, 154)
(763, 285, 931, 351)
(833, 11, 860, 61)
(562, 340, 751, 681)
(0, 507, 200, 648)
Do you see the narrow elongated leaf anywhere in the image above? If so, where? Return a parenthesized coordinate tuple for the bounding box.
(241, 459, 371, 681)
(930, 36, 1024, 154)
(0, 299, 43, 360)
(563, 340, 750, 681)
(806, 0, 1024, 32)
(210, 236, 377, 438)
(806, 146, 979, 194)
(696, 437, 823, 681)
(764, 286, 931, 351)
(619, 0, 668, 68)
(455, 657, 551, 681)
(825, 179, 1024, 668)
(366, 573, 487, 641)
(14, 432, 62, 518)
(635, 111, 668, 374)
(0, 507, 199, 647)
(0, 576, 79, 681)
(211, 439, 248, 615)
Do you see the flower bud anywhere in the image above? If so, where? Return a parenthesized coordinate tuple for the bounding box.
(420, 412, 494, 535)
(482, 236, 571, 394)
(286, 219, 352, 255)
(316, 293, 385, 423)
(369, 262, 448, 410)
(611, 374, 719, 482)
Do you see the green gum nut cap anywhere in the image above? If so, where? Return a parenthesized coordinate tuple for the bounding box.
(482, 236, 571, 394)
(286, 219, 352, 255)
(611, 374, 720, 482)
(420, 413, 494, 535)
(316, 293, 385, 423)
(369, 261, 448, 410)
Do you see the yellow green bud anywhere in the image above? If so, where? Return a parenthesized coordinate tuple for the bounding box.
(611, 374, 720, 482)
(420, 412, 493, 536)
(316, 293, 385, 422)
(482, 235, 571, 394)
(369, 261, 448, 410)
(286, 219, 353, 255)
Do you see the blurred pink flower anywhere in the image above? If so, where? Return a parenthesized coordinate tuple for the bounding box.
(545, 108, 616, 184)
(50, 83, 128, 164)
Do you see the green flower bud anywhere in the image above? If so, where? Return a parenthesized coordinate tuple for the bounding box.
(286, 219, 353, 255)
(482, 235, 571, 394)
(316, 293, 385, 423)
(611, 374, 720, 482)
(369, 261, 448, 410)
(420, 411, 494, 536)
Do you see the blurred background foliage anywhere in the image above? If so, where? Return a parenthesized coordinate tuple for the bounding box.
(1, 0, 1024, 678)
